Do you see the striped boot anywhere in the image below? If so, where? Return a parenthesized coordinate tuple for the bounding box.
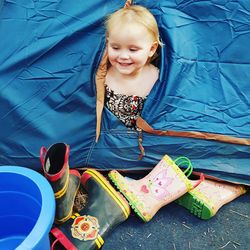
(50, 169, 130, 250)
(40, 142, 80, 224)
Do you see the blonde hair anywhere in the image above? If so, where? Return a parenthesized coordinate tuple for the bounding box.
(105, 5, 162, 47)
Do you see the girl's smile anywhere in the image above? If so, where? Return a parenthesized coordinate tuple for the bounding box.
(107, 22, 158, 77)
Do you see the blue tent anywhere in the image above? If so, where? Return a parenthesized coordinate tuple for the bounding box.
(0, 0, 249, 184)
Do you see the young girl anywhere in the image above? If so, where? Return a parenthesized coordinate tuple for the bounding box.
(105, 5, 162, 129)
(102, 4, 247, 224)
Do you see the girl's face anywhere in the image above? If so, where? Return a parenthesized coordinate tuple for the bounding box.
(107, 22, 158, 77)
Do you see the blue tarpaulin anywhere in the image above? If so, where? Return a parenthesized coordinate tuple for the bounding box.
(0, 0, 249, 184)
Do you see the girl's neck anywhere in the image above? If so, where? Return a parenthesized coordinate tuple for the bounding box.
(106, 64, 159, 97)
(109, 64, 148, 82)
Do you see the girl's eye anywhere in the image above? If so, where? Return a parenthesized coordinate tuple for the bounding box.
(130, 48, 138, 52)
(112, 46, 119, 50)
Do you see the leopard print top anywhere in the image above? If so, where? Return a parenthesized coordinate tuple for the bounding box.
(105, 85, 146, 129)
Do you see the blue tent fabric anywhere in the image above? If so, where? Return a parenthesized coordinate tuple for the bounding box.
(0, 0, 249, 184)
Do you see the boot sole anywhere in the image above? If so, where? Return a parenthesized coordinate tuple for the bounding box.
(84, 169, 130, 219)
(176, 191, 214, 220)
(108, 171, 150, 222)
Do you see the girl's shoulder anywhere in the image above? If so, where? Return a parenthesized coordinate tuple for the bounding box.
(143, 64, 159, 85)
(133, 64, 159, 97)
(147, 64, 159, 76)
(105, 67, 127, 94)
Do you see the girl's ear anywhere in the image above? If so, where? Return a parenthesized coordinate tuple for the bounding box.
(149, 41, 158, 57)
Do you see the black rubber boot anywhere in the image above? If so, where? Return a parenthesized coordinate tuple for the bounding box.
(50, 169, 130, 249)
(40, 142, 81, 224)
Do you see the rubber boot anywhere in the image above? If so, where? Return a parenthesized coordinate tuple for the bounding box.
(40, 142, 81, 224)
(176, 179, 247, 219)
(108, 155, 204, 222)
(50, 169, 130, 250)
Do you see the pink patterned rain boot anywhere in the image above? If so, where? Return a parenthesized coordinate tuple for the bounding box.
(176, 179, 247, 219)
(109, 155, 204, 222)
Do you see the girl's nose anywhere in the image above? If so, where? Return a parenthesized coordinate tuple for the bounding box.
(119, 50, 129, 59)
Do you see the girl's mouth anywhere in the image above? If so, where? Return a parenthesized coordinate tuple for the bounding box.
(118, 62, 133, 67)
